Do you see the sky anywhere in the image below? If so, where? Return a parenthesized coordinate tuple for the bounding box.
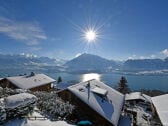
(0, 0, 168, 60)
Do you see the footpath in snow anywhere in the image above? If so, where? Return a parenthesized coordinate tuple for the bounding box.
(4, 109, 76, 126)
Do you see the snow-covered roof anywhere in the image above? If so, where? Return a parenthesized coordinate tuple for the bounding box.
(152, 94, 168, 126)
(143, 93, 152, 102)
(125, 92, 151, 103)
(67, 79, 124, 126)
(5, 93, 37, 109)
(91, 87, 108, 96)
(6, 74, 56, 90)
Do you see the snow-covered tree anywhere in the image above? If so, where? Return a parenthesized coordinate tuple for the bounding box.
(34, 91, 75, 118)
(0, 87, 28, 98)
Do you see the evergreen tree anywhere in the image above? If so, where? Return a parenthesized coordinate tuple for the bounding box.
(116, 76, 130, 94)
(57, 76, 62, 84)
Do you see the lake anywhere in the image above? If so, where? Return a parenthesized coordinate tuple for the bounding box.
(47, 72, 168, 92)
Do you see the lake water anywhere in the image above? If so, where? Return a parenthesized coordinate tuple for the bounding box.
(47, 72, 168, 92)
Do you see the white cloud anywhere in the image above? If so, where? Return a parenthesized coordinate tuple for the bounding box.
(140, 56, 145, 59)
(75, 53, 82, 58)
(128, 54, 156, 60)
(20, 53, 38, 58)
(150, 54, 156, 59)
(161, 49, 168, 57)
(128, 57, 133, 60)
(128, 54, 137, 59)
(0, 17, 47, 45)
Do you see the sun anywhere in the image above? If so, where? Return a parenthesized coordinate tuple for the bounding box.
(85, 30, 97, 42)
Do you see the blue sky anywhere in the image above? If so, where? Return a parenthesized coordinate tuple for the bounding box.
(0, 0, 168, 60)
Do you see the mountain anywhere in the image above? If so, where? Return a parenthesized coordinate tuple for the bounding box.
(122, 58, 168, 71)
(0, 54, 65, 77)
(65, 53, 168, 73)
(0, 54, 66, 66)
(65, 53, 119, 73)
(37, 56, 66, 66)
(1, 53, 168, 76)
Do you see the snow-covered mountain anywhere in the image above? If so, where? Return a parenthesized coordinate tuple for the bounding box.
(64, 53, 168, 73)
(0, 53, 168, 76)
(0, 54, 66, 67)
(122, 58, 168, 71)
(65, 53, 119, 73)
(0, 54, 66, 76)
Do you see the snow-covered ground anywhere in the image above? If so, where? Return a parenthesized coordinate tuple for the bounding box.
(4, 119, 76, 126)
(3, 109, 76, 126)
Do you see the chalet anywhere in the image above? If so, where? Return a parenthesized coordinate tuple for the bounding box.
(58, 79, 125, 126)
(151, 94, 168, 126)
(0, 73, 56, 91)
(125, 92, 151, 106)
(124, 92, 152, 125)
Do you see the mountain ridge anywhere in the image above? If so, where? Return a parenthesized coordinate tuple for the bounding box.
(65, 53, 120, 73)
(0, 53, 168, 75)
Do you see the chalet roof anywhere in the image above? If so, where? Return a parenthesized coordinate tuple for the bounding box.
(6, 74, 56, 90)
(152, 94, 168, 126)
(5, 93, 37, 109)
(125, 92, 151, 103)
(67, 79, 124, 126)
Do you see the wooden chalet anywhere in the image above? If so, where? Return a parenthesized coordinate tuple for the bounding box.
(0, 73, 56, 91)
(58, 79, 125, 126)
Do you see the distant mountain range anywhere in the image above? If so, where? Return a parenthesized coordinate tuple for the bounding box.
(0, 53, 168, 76)
(123, 59, 168, 71)
(0, 54, 66, 76)
(0, 54, 67, 66)
(65, 53, 119, 73)
(65, 53, 168, 73)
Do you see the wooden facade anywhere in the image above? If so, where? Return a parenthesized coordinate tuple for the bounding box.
(0, 78, 51, 91)
(0, 78, 18, 89)
(58, 89, 113, 126)
(30, 83, 51, 92)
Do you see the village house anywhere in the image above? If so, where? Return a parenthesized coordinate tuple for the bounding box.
(0, 73, 56, 91)
(125, 92, 151, 107)
(58, 79, 125, 126)
(124, 92, 152, 125)
(151, 94, 168, 126)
